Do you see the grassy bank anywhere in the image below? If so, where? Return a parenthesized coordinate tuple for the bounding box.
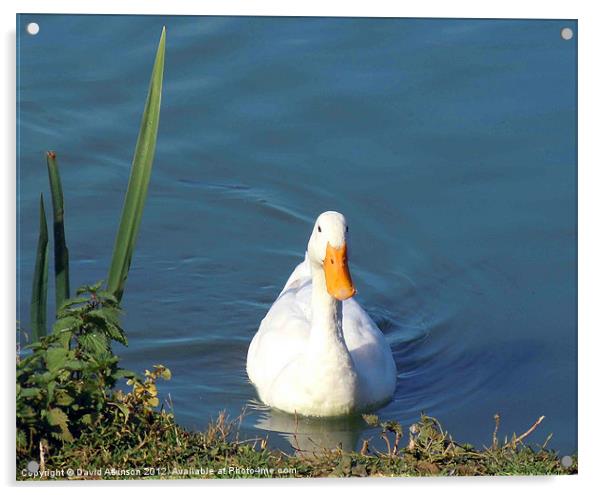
(17, 394, 576, 480)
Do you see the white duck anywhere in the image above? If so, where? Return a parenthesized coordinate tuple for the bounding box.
(247, 211, 396, 417)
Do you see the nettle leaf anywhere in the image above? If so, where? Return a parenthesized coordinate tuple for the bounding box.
(88, 352, 118, 372)
(100, 304, 121, 322)
(85, 309, 127, 346)
(45, 347, 70, 372)
(57, 307, 85, 319)
(57, 297, 89, 313)
(89, 280, 104, 292)
(75, 280, 104, 296)
(24, 341, 45, 353)
(33, 371, 55, 386)
(96, 290, 119, 305)
(18, 351, 43, 370)
(105, 322, 128, 346)
(86, 309, 109, 324)
(18, 387, 42, 399)
(53, 315, 81, 335)
(18, 405, 37, 419)
(46, 407, 74, 442)
(79, 331, 109, 356)
(97, 306, 121, 322)
(64, 359, 85, 371)
(76, 281, 103, 295)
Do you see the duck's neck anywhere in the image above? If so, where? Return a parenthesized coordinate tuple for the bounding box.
(308, 260, 349, 356)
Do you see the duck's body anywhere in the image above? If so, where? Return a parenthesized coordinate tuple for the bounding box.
(247, 212, 396, 417)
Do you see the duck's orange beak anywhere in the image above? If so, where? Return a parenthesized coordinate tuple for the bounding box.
(324, 242, 356, 300)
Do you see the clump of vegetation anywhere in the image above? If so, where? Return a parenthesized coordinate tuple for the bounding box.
(16, 280, 176, 469)
(17, 283, 135, 454)
(16, 396, 576, 480)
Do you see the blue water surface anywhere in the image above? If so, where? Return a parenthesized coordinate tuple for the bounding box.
(17, 15, 577, 454)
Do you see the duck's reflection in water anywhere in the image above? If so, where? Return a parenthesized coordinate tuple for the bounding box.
(251, 405, 365, 453)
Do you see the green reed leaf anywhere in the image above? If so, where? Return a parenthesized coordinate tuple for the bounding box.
(46, 151, 70, 312)
(30, 194, 49, 342)
(107, 27, 166, 301)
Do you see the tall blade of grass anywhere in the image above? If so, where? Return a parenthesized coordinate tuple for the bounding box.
(46, 151, 70, 311)
(30, 194, 49, 341)
(107, 27, 166, 301)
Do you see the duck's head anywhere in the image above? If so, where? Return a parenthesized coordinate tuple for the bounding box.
(307, 211, 356, 301)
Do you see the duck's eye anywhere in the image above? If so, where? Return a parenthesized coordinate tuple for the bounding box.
(318, 226, 322, 233)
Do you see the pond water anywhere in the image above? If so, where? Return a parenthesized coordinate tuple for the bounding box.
(17, 15, 577, 454)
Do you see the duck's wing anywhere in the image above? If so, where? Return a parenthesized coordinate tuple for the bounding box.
(342, 298, 397, 405)
(247, 257, 312, 392)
